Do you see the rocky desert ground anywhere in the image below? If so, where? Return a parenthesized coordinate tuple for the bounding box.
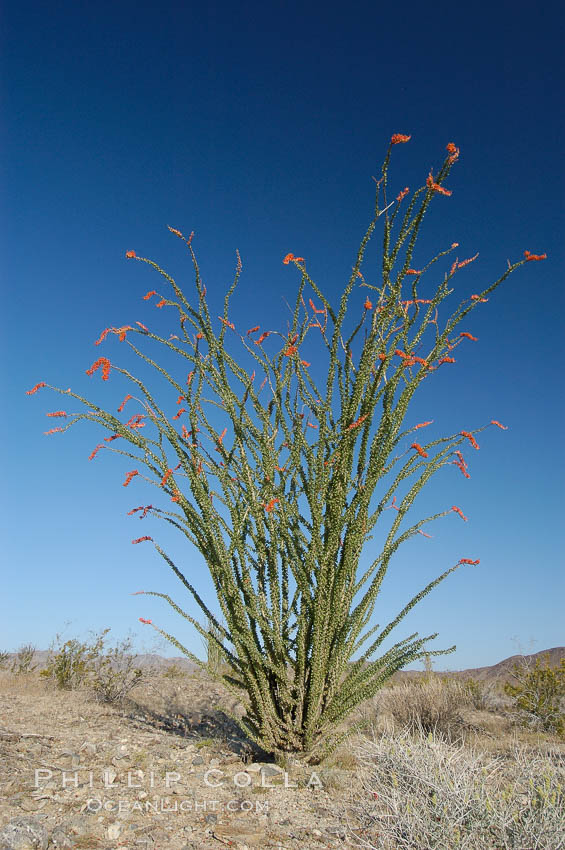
(1, 650, 564, 850)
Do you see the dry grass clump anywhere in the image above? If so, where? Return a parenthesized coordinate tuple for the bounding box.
(348, 728, 565, 849)
(374, 675, 471, 740)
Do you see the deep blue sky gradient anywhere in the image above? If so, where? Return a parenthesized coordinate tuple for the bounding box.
(2, 0, 564, 668)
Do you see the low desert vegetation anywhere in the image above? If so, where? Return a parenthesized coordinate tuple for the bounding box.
(504, 653, 565, 738)
(39, 628, 144, 704)
(349, 727, 564, 850)
(9, 643, 38, 674)
(0, 641, 563, 847)
(375, 674, 471, 741)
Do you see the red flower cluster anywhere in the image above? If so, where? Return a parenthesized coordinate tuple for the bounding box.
(308, 298, 326, 315)
(117, 394, 134, 413)
(46, 411, 67, 418)
(127, 505, 153, 518)
(282, 253, 305, 264)
(26, 382, 47, 395)
(460, 430, 480, 450)
(452, 505, 468, 521)
(490, 420, 508, 430)
(411, 443, 428, 458)
(125, 250, 136, 259)
(524, 251, 547, 262)
(86, 357, 111, 380)
(458, 558, 480, 566)
(426, 172, 452, 196)
(88, 444, 104, 461)
(218, 316, 235, 330)
(396, 187, 409, 202)
(391, 134, 411, 144)
(132, 536, 152, 544)
(446, 142, 460, 163)
(123, 470, 139, 487)
(348, 414, 368, 430)
(460, 332, 478, 341)
(453, 450, 470, 479)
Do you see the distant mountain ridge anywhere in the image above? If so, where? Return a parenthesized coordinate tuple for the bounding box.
(448, 647, 565, 682)
(4, 646, 563, 681)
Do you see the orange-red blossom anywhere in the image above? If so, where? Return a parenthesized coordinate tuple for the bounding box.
(452, 505, 468, 521)
(282, 253, 305, 264)
(123, 470, 139, 487)
(348, 414, 368, 430)
(490, 420, 508, 429)
(263, 498, 280, 512)
(458, 558, 480, 565)
(132, 536, 152, 544)
(125, 250, 136, 259)
(461, 430, 480, 450)
(118, 394, 134, 413)
(218, 316, 235, 330)
(86, 357, 111, 380)
(426, 172, 452, 196)
(46, 411, 67, 418)
(26, 382, 47, 395)
(139, 617, 153, 624)
(524, 251, 547, 262)
(446, 142, 460, 163)
(127, 505, 153, 518)
(88, 444, 104, 461)
(391, 134, 411, 144)
(411, 443, 428, 458)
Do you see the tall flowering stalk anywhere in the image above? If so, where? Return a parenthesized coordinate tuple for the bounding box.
(28, 139, 545, 762)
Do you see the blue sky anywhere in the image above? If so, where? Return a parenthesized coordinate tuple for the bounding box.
(2, 0, 563, 670)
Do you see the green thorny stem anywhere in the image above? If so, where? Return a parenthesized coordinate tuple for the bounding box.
(30, 139, 545, 763)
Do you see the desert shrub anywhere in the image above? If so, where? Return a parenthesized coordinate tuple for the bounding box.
(11, 644, 37, 674)
(504, 654, 565, 737)
(42, 629, 143, 704)
(0, 651, 10, 669)
(350, 729, 565, 849)
(377, 675, 470, 740)
(88, 634, 143, 704)
(461, 676, 501, 712)
(41, 632, 105, 689)
(162, 662, 187, 679)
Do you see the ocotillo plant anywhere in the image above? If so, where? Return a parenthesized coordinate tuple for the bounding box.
(28, 137, 545, 762)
